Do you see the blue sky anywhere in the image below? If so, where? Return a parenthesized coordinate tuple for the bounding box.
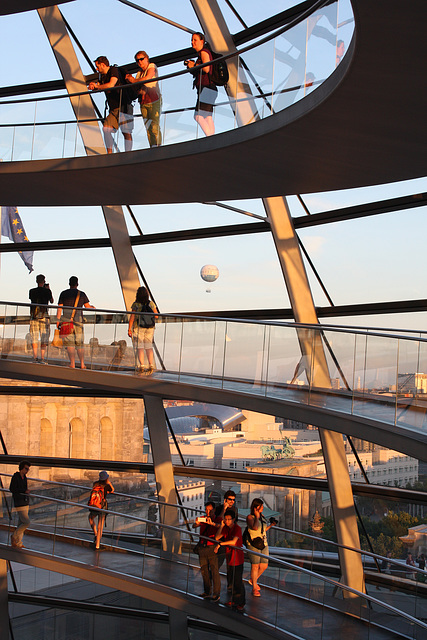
(0, 1, 425, 330)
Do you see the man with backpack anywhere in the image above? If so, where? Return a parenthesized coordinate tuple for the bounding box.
(89, 56, 134, 153)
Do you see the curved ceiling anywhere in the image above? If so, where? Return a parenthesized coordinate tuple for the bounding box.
(1, 0, 74, 16)
(0, 0, 425, 206)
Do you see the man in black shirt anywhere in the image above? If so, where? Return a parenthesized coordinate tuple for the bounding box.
(9, 460, 31, 548)
(56, 276, 94, 369)
(29, 273, 53, 363)
(88, 55, 134, 153)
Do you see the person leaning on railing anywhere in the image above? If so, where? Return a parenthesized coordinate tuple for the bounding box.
(125, 51, 162, 147)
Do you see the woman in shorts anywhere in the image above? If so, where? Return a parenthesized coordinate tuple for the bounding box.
(246, 498, 276, 596)
(88, 471, 114, 550)
(128, 286, 158, 375)
(185, 32, 217, 137)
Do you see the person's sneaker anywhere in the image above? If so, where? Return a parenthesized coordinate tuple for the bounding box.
(199, 593, 210, 599)
(235, 605, 245, 612)
(146, 365, 156, 376)
(224, 601, 233, 607)
(39, 359, 47, 365)
(210, 594, 220, 602)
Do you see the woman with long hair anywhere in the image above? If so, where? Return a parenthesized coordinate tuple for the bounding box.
(185, 32, 217, 137)
(246, 498, 276, 596)
(128, 286, 158, 374)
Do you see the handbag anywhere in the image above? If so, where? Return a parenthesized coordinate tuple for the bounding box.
(244, 515, 266, 551)
(52, 329, 63, 348)
(59, 321, 74, 336)
(59, 292, 80, 337)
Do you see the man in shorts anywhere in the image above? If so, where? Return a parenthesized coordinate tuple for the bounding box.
(56, 276, 94, 369)
(89, 56, 134, 153)
(29, 274, 53, 363)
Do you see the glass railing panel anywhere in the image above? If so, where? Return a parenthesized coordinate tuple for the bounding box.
(161, 72, 198, 145)
(272, 20, 308, 113)
(306, 2, 339, 87)
(179, 318, 218, 383)
(396, 336, 427, 433)
(320, 328, 355, 414)
(31, 123, 66, 160)
(266, 324, 310, 403)
(9, 125, 33, 162)
(160, 317, 183, 380)
(222, 321, 268, 393)
(352, 333, 396, 424)
(0, 126, 15, 161)
(87, 312, 128, 371)
(238, 39, 275, 125)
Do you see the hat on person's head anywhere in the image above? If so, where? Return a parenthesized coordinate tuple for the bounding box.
(99, 471, 109, 481)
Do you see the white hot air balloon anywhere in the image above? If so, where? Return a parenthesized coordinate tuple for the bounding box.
(200, 264, 219, 293)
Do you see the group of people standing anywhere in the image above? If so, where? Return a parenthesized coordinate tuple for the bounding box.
(193, 491, 276, 610)
(89, 31, 219, 153)
(29, 274, 157, 374)
(9, 462, 114, 551)
(29, 274, 94, 369)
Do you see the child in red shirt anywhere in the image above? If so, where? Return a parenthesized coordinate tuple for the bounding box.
(215, 508, 245, 609)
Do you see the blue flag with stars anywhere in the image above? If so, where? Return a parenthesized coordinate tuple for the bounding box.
(1, 206, 33, 272)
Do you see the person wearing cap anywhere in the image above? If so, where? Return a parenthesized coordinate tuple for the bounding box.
(88, 471, 114, 550)
(125, 51, 162, 147)
(29, 274, 53, 363)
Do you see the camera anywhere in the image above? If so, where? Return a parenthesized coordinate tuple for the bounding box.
(269, 517, 278, 525)
(197, 516, 208, 523)
(44, 283, 50, 288)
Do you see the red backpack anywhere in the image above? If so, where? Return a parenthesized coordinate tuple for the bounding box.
(88, 484, 105, 509)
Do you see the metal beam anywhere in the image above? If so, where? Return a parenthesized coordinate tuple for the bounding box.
(263, 195, 365, 594)
(37, 5, 140, 310)
(293, 193, 427, 229)
(0, 222, 269, 254)
(144, 395, 181, 553)
(180, 298, 427, 320)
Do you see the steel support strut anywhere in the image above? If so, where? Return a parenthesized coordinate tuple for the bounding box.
(37, 6, 140, 310)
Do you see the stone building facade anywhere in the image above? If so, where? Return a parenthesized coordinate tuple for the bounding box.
(0, 379, 145, 481)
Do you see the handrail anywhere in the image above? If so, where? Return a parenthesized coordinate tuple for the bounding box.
(271, 524, 427, 578)
(3, 473, 426, 579)
(0, 472, 204, 516)
(1, 300, 426, 345)
(0, 80, 320, 128)
(2, 457, 426, 505)
(1, 486, 426, 632)
(0, 0, 330, 108)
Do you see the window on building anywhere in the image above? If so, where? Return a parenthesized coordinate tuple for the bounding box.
(187, 459, 194, 466)
(229, 461, 237, 470)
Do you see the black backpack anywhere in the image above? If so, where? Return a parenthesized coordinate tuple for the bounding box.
(114, 65, 139, 105)
(209, 51, 229, 87)
(137, 302, 155, 328)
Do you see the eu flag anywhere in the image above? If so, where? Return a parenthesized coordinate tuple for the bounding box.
(1, 206, 33, 272)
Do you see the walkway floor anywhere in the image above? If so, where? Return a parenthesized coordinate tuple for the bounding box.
(0, 527, 420, 639)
